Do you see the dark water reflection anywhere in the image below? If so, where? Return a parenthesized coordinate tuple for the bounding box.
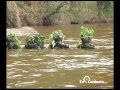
(7, 23, 113, 89)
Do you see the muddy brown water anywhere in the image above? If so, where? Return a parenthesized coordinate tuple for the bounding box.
(7, 23, 113, 89)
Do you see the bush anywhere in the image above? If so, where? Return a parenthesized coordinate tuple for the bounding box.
(80, 26, 94, 38)
(49, 30, 69, 49)
(77, 26, 95, 49)
(25, 34, 45, 49)
(6, 34, 21, 49)
(49, 30, 65, 48)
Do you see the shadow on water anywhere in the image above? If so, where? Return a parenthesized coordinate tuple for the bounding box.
(7, 23, 113, 89)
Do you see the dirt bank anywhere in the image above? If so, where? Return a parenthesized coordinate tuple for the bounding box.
(7, 26, 39, 36)
(7, 1, 113, 28)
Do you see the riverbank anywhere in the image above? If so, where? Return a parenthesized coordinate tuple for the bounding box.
(7, 1, 113, 28)
(7, 26, 38, 36)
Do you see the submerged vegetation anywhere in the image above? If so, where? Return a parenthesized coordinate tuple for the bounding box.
(77, 26, 95, 49)
(6, 34, 21, 49)
(49, 30, 69, 49)
(25, 34, 45, 49)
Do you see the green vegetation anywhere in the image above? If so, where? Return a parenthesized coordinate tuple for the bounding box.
(80, 26, 94, 38)
(6, 28, 95, 49)
(7, 34, 21, 46)
(7, 1, 113, 28)
(6, 34, 21, 49)
(25, 34, 45, 49)
(96, 1, 113, 22)
(49, 30, 65, 48)
(77, 26, 95, 49)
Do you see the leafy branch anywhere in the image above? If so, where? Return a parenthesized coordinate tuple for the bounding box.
(25, 34, 45, 48)
(80, 26, 94, 38)
(7, 33, 21, 46)
(49, 30, 65, 48)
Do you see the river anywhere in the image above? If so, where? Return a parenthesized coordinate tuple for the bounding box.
(7, 23, 113, 89)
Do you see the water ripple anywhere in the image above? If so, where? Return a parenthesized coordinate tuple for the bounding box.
(15, 80, 37, 87)
(44, 54, 97, 59)
(33, 58, 43, 61)
(93, 39, 113, 43)
(64, 85, 77, 88)
(39, 68, 58, 72)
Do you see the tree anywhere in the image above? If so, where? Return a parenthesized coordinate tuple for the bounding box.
(7, 1, 21, 28)
(97, 1, 113, 19)
(97, 1, 103, 19)
(42, 1, 67, 25)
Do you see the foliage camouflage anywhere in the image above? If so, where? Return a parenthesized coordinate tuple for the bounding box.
(49, 30, 65, 48)
(6, 33, 21, 49)
(80, 26, 94, 38)
(49, 30, 69, 49)
(25, 34, 45, 49)
(77, 26, 95, 49)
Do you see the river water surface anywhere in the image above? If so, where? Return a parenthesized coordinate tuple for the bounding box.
(7, 23, 113, 89)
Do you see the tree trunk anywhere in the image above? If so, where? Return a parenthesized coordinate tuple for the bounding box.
(97, 1, 103, 20)
(42, 1, 66, 25)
